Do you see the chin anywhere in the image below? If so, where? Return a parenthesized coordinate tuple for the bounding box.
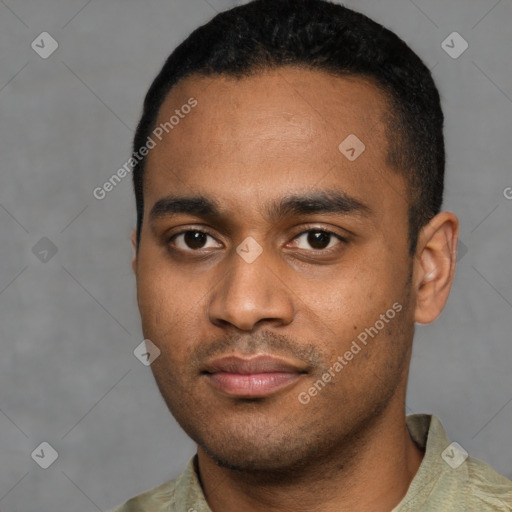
(201, 441, 308, 474)
(193, 416, 339, 476)
(180, 413, 296, 468)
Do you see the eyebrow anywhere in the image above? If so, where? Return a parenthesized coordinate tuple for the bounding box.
(149, 190, 373, 224)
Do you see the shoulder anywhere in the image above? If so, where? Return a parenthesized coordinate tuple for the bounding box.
(108, 478, 177, 512)
(464, 455, 512, 511)
(108, 455, 204, 512)
(400, 414, 512, 511)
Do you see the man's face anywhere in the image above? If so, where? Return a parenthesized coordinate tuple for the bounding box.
(134, 68, 417, 472)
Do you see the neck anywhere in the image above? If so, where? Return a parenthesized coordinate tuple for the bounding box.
(197, 400, 424, 512)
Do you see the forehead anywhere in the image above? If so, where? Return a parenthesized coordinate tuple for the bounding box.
(143, 67, 407, 228)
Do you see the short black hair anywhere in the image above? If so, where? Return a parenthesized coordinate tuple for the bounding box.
(132, 0, 444, 256)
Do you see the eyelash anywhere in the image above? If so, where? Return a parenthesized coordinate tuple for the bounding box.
(167, 227, 347, 254)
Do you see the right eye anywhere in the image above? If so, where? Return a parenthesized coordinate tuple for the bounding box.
(169, 229, 223, 252)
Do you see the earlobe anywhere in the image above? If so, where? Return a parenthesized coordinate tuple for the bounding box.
(413, 211, 459, 324)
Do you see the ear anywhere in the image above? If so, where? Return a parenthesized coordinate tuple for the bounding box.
(413, 211, 459, 324)
(131, 228, 138, 274)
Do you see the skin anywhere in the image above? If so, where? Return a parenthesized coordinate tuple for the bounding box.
(131, 67, 459, 512)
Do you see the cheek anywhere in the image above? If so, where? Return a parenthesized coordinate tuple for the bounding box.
(136, 258, 181, 337)
(298, 265, 385, 321)
(298, 255, 402, 350)
(135, 257, 207, 359)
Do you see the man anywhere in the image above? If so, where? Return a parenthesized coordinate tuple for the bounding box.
(111, 0, 512, 510)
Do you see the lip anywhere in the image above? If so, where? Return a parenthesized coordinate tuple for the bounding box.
(203, 355, 305, 398)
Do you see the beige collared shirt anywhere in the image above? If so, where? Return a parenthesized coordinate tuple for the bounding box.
(110, 414, 512, 511)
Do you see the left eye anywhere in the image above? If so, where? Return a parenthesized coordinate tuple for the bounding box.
(291, 230, 343, 251)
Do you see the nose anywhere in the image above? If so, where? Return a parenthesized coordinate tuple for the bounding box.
(207, 242, 295, 331)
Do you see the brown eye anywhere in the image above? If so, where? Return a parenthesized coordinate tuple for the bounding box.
(292, 230, 343, 251)
(170, 230, 221, 251)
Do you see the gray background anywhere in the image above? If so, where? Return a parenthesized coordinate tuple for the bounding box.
(0, 0, 511, 510)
